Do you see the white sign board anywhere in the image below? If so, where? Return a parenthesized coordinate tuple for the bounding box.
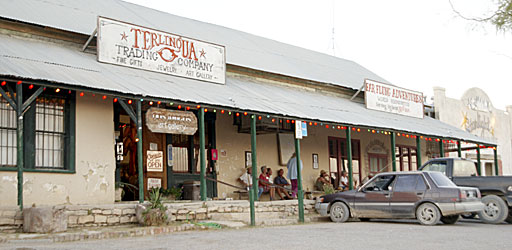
(295, 120, 303, 139)
(97, 17, 226, 84)
(147, 178, 162, 190)
(146, 150, 163, 172)
(364, 79, 424, 119)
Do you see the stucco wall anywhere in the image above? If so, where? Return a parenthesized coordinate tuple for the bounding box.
(434, 87, 511, 175)
(0, 94, 115, 206)
(215, 113, 428, 199)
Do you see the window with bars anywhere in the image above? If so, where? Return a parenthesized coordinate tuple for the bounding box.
(0, 98, 17, 167)
(35, 97, 66, 168)
(0, 89, 75, 172)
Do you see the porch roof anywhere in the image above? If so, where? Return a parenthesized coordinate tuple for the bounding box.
(0, 34, 494, 145)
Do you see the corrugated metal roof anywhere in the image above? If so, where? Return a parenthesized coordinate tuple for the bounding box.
(0, 0, 389, 90)
(0, 34, 494, 145)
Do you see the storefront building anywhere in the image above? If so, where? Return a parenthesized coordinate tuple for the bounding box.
(433, 87, 511, 175)
(0, 0, 494, 208)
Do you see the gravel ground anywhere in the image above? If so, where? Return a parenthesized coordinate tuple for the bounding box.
(1, 219, 511, 250)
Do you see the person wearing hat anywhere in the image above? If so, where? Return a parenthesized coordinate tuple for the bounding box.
(315, 170, 331, 191)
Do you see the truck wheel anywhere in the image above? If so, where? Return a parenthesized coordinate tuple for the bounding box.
(416, 203, 441, 226)
(478, 195, 508, 224)
(441, 215, 460, 224)
(329, 202, 349, 223)
(506, 211, 512, 224)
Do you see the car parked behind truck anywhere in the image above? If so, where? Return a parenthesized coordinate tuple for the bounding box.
(419, 157, 512, 224)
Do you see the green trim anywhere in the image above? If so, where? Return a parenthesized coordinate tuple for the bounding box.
(416, 136, 422, 169)
(457, 141, 462, 157)
(439, 140, 444, 157)
(199, 108, 207, 201)
(346, 126, 353, 190)
(494, 147, 499, 176)
(476, 146, 482, 176)
(390, 132, 396, 172)
(0, 167, 76, 174)
(250, 115, 257, 226)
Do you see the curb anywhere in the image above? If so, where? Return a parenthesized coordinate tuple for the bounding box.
(0, 223, 211, 244)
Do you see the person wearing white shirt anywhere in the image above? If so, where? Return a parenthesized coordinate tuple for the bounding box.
(286, 153, 303, 198)
(339, 170, 349, 191)
(239, 167, 253, 191)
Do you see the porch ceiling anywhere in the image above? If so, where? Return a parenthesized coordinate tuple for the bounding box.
(0, 34, 494, 145)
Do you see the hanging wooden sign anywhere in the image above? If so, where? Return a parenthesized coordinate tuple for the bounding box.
(145, 108, 197, 135)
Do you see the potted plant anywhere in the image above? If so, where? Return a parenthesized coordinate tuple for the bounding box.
(160, 186, 183, 201)
(137, 187, 168, 226)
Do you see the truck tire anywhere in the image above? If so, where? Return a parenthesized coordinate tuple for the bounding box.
(506, 211, 512, 224)
(416, 203, 441, 226)
(441, 215, 460, 224)
(478, 195, 508, 224)
(329, 202, 349, 223)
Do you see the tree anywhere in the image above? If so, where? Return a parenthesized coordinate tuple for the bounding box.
(449, 0, 512, 32)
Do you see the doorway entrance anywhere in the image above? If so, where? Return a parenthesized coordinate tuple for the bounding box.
(328, 137, 361, 188)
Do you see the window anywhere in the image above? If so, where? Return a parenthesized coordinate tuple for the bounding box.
(394, 175, 419, 192)
(364, 174, 395, 191)
(0, 98, 17, 167)
(416, 176, 427, 190)
(453, 160, 478, 177)
(369, 154, 387, 175)
(396, 145, 417, 171)
(428, 172, 456, 187)
(0, 88, 75, 172)
(422, 161, 447, 175)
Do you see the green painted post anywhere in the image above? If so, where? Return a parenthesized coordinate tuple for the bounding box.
(199, 108, 207, 201)
(390, 132, 396, 172)
(476, 145, 481, 176)
(457, 141, 462, 158)
(416, 136, 422, 170)
(439, 139, 444, 157)
(136, 100, 144, 203)
(16, 83, 23, 210)
(295, 137, 304, 223)
(249, 115, 257, 226)
(494, 146, 499, 176)
(346, 126, 353, 190)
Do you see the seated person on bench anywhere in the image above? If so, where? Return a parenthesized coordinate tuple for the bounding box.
(274, 169, 292, 200)
(238, 167, 253, 191)
(258, 166, 275, 201)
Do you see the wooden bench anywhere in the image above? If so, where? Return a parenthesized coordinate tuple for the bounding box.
(233, 190, 249, 200)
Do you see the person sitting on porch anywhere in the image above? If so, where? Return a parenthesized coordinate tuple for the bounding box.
(315, 170, 331, 191)
(274, 169, 292, 200)
(238, 167, 253, 191)
(339, 171, 349, 191)
(258, 166, 275, 200)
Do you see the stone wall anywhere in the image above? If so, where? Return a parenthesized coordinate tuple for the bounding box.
(0, 207, 23, 233)
(0, 200, 318, 232)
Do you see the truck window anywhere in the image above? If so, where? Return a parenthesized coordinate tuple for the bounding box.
(453, 160, 478, 177)
(421, 161, 447, 175)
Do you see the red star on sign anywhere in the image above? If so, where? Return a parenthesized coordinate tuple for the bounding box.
(200, 49, 206, 59)
(120, 32, 128, 41)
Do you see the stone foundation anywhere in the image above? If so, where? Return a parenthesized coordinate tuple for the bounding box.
(0, 199, 318, 232)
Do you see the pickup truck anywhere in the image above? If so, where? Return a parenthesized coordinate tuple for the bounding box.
(419, 157, 512, 224)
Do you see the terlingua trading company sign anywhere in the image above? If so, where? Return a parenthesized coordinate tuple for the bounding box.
(364, 79, 424, 119)
(145, 108, 198, 135)
(97, 17, 226, 84)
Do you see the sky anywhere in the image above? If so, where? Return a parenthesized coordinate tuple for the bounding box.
(124, 0, 512, 109)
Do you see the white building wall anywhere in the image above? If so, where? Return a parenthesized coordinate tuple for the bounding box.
(433, 87, 511, 175)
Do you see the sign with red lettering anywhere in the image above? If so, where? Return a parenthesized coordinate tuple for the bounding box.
(364, 79, 424, 119)
(97, 17, 226, 84)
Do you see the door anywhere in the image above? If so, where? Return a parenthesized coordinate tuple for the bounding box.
(355, 174, 396, 218)
(390, 174, 427, 217)
(328, 137, 361, 188)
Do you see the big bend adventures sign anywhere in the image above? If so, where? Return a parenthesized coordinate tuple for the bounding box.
(364, 79, 424, 119)
(97, 17, 226, 84)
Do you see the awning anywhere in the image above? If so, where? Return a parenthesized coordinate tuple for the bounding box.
(0, 34, 494, 145)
